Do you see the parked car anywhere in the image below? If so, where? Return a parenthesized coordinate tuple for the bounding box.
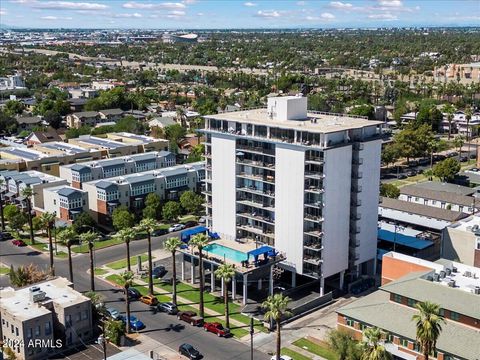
(179, 343, 202, 359)
(448, 151, 458, 157)
(198, 216, 206, 224)
(157, 302, 178, 315)
(125, 316, 145, 331)
(177, 311, 203, 326)
(152, 266, 167, 279)
(203, 322, 230, 337)
(398, 174, 407, 179)
(139, 295, 158, 306)
(0, 232, 13, 240)
(106, 307, 122, 320)
(470, 168, 479, 172)
(470, 153, 476, 159)
(406, 170, 417, 177)
(270, 356, 293, 360)
(12, 239, 26, 247)
(460, 156, 468, 162)
(273, 286, 286, 294)
(126, 287, 141, 300)
(418, 158, 429, 165)
(183, 221, 197, 229)
(152, 228, 169, 236)
(169, 224, 186, 232)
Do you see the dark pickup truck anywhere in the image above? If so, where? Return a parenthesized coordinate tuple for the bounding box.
(177, 311, 203, 326)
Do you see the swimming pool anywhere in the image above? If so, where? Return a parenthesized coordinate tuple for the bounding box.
(204, 243, 248, 263)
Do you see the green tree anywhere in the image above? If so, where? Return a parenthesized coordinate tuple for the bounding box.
(57, 227, 77, 286)
(72, 212, 96, 233)
(381, 144, 400, 169)
(165, 123, 186, 143)
(21, 187, 35, 244)
(136, 218, 157, 295)
(9, 264, 48, 287)
(180, 190, 204, 214)
(143, 193, 162, 220)
(432, 158, 460, 182)
(190, 233, 209, 319)
(0, 179, 5, 231)
(164, 237, 183, 305)
(262, 294, 292, 360)
(104, 319, 125, 346)
(162, 201, 182, 221)
(327, 329, 361, 360)
(442, 103, 456, 139)
(215, 263, 236, 328)
(412, 301, 445, 360)
(114, 228, 136, 272)
(8, 210, 27, 236)
(4, 100, 24, 116)
(361, 327, 392, 360)
(112, 205, 135, 231)
(186, 144, 205, 163)
(119, 270, 135, 334)
(349, 104, 375, 120)
(44, 110, 62, 129)
(453, 135, 465, 159)
(380, 183, 400, 199)
(40, 212, 56, 276)
(80, 231, 99, 291)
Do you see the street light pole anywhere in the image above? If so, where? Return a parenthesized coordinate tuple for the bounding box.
(250, 316, 254, 360)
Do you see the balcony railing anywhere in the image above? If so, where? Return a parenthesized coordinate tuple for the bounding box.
(304, 172, 325, 179)
(303, 256, 322, 265)
(237, 144, 275, 156)
(237, 198, 274, 210)
(237, 224, 275, 237)
(304, 230, 323, 237)
(237, 173, 275, 184)
(237, 212, 275, 224)
(304, 214, 324, 222)
(237, 186, 275, 198)
(237, 158, 275, 170)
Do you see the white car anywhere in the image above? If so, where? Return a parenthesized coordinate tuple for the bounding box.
(270, 356, 292, 360)
(168, 224, 185, 232)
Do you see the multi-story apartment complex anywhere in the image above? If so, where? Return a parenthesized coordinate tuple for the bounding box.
(337, 252, 480, 360)
(0, 277, 92, 360)
(42, 186, 89, 223)
(442, 215, 480, 268)
(202, 96, 383, 292)
(59, 151, 176, 189)
(82, 162, 204, 225)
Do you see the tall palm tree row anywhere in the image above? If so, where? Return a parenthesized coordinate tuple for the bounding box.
(57, 227, 77, 286)
(40, 212, 56, 276)
(136, 218, 157, 295)
(190, 233, 209, 319)
(0, 178, 5, 231)
(21, 187, 35, 245)
(114, 228, 136, 272)
(164, 237, 183, 306)
(80, 231, 99, 292)
(215, 263, 236, 329)
(262, 294, 292, 360)
(412, 301, 445, 360)
(120, 270, 134, 334)
(361, 327, 392, 360)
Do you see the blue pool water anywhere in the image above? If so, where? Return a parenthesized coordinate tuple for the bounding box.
(204, 243, 248, 262)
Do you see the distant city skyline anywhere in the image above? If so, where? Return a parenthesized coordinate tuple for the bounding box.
(0, 0, 479, 29)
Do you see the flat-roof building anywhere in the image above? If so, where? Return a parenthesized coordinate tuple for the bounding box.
(442, 215, 480, 268)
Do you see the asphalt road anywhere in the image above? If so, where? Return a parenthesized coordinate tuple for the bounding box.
(0, 231, 269, 360)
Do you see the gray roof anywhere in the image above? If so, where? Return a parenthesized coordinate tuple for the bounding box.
(68, 98, 87, 106)
(100, 158, 126, 168)
(99, 108, 123, 116)
(126, 173, 155, 185)
(400, 185, 476, 207)
(70, 164, 90, 173)
(57, 187, 81, 197)
(337, 290, 480, 360)
(95, 180, 116, 190)
(152, 116, 176, 127)
(16, 116, 42, 125)
(130, 152, 158, 162)
(379, 197, 469, 222)
(20, 177, 42, 185)
(158, 150, 174, 158)
(412, 181, 476, 196)
(72, 111, 98, 118)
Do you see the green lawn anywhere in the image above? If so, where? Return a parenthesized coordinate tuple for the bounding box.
(292, 338, 338, 360)
(94, 268, 108, 276)
(179, 215, 197, 223)
(106, 254, 150, 270)
(72, 238, 124, 253)
(0, 266, 10, 275)
(281, 348, 312, 360)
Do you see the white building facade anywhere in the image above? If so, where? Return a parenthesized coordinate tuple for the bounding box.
(203, 96, 383, 291)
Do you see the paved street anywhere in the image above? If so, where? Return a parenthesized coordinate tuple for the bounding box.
(0, 231, 269, 360)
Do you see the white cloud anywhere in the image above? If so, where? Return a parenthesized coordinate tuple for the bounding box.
(114, 12, 142, 18)
(297, 1, 306, 5)
(40, 15, 73, 20)
(183, 0, 196, 3)
(123, 2, 185, 10)
(321, 12, 335, 19)
(329, 1, 353, 10)
(33, 1, 108, 10)
(0, 9, 6, 15)
(255, 10, 281, 18)
(197, 12, 204, 16)
(167, 10, 186, 17)
(368, 12, 398, 20)
(244, 2, 257, 7)
(378, 0, 403, 7)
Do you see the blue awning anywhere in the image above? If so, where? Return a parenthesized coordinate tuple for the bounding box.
(247, 245, 276, 258)
(378, 229, 434, 250)
(377, 248, 389, 261)
(181, 226, 208, 242)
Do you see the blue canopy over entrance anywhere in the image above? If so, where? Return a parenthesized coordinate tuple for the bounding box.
(180, 226, 208, 242)
(247, 245, 277, 262)
(378, 228, 434, 250)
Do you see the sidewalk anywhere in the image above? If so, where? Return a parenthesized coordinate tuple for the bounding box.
(118, 333, 182, 359)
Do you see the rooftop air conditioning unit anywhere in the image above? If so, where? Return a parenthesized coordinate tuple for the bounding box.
(440, 270, 446, 279)
(446, 268, 452, 276)
(474, 286, 480, 295)
(448, 280, 456, 287)
(29, 287, 46, 303)
(433, 273, 440, 282)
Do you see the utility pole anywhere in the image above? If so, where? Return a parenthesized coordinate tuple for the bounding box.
(250, 316, 254, 360)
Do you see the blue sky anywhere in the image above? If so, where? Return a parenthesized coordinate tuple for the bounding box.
(0, 1, 479, 29)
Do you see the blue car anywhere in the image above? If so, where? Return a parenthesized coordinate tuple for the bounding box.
(119, 315, 145, 331)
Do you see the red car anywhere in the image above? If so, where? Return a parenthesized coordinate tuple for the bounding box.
(203, 322, 230, 337)
(177, 311, 203, 326)
(12, 239, 26, 247)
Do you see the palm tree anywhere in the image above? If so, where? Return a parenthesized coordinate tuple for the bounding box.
(262, 294, 292, 360)
(80, 231, 98, 292)
(442, 103, 455, 139)
(57, 227, 77, 286)
(119, 271, 134, 334)
(21, 187, 35, 245)
(114, 228, 136, 272)
(40, 212, 56, 276)
(465, 106, 473, 159)
(453, 135, 465, 160)
(136, 218, 157, 295)
(164, 237, 183, 305)
(190, 233, 209, 319)
(361, 327, 392, 360)
(412, 301, 445, 360)
(0, 178, 5, 231)
(215, 263, 236, 328)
